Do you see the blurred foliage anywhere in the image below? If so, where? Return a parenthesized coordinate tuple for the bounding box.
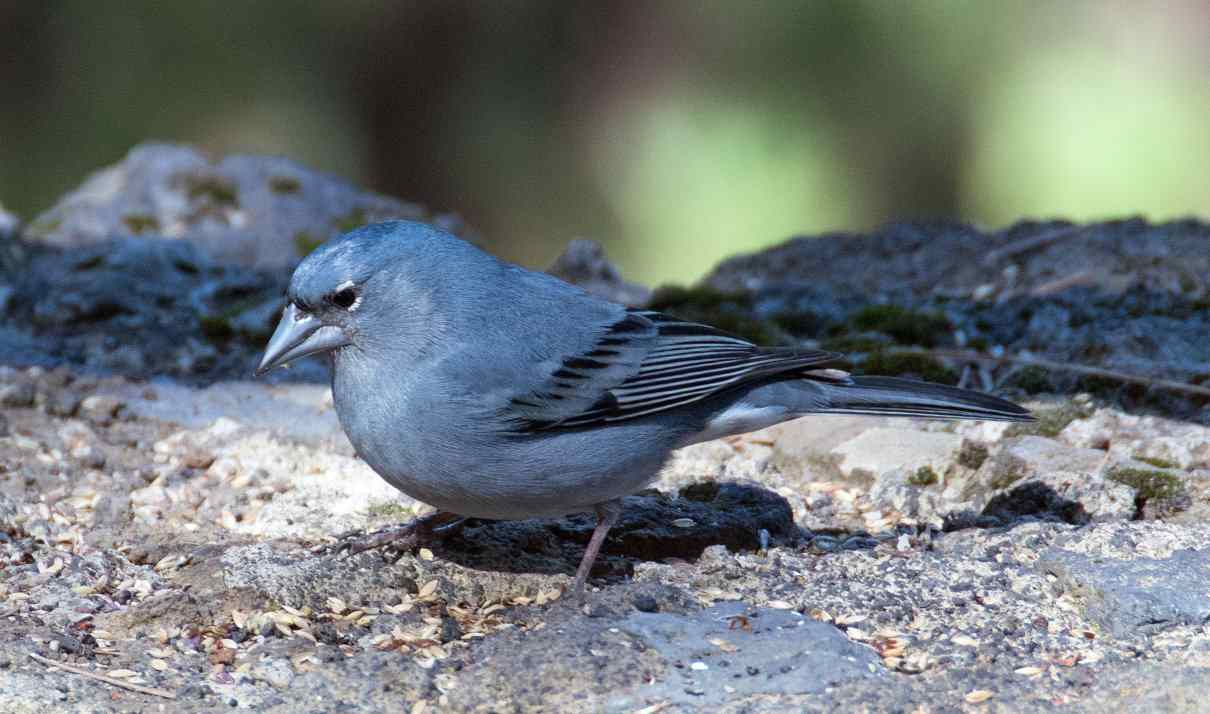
(2, 1, 1208, 283)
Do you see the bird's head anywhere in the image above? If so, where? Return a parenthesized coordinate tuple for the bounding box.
(255, 220, 457, 376)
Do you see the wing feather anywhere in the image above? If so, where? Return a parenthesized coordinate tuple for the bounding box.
(507, 309, 841, 431)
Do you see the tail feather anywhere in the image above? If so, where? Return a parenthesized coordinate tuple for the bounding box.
(812, 376, 1033, 422)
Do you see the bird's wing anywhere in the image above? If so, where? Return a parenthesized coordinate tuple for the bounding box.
(505, 309, 842, 431)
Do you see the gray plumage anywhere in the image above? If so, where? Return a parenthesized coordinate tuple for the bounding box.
(258, 221, 1032, 590)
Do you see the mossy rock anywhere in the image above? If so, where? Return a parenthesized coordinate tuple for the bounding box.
(122, 213, 160, 234)
(957, 441, 989, 470)
(1108, 466, 1185, 501)
(908, 465, 940, 487)
(856, 350, 957, 385)
(268, 175, 302, 194)
(769, 310, 828, 337)
(819, 336, 888, 354)
(1133, 455, 1180, 470)
(1006, 401, 1085, 438)
(333, 206, 369, 234)
(647, 285, 782, 344)
(184, 175, 239, 206)
(294, 230, 323, 256)
(850, 305, 951, 347)
(1006, 365, 1054, 394)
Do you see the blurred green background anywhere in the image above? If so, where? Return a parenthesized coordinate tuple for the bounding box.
(2, 1, 1209, 284)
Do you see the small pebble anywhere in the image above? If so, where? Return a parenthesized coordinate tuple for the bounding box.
(632, 594, 659, 613)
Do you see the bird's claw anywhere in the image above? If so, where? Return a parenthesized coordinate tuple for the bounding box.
(310, 512, 467, 558)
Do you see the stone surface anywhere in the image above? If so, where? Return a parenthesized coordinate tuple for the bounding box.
(1040, 524, 1210, 638)
(24, 143, 429, 269)
(546, 238, 651, 306)
(6, 161, 1210, 711)
(702, 219, 1210, 419)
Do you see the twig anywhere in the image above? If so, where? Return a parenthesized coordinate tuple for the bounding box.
(28, 652, 177, 700)
(893, 347, 1210, 399)
(981, 225, 1084, 267)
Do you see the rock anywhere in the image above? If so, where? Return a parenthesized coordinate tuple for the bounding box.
(546, 238, 650, 306)
(43, 390, 81, 417)
(963, 436, 1135, 521)
(700, 220, 1210, 419)
(1061, 408, 1210, 470)
(0, 380, 34, 407)
(829, 427, 963, 486)
(1041, 539, 1210, 637)
(24, 143, 429, 269)
(615, 601, 886, 708)
(78, 395, 124, 424)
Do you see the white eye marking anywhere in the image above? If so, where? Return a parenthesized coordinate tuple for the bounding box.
(335, 280, 356, 292)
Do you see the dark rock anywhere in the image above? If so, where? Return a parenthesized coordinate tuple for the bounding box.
(0, 381, 35, 407)
(44, 391, 81, 417)
(632, 594, 660, 613)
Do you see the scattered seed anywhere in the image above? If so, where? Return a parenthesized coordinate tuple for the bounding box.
(965, 690, 994, 704)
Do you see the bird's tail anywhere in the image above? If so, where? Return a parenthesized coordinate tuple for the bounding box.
(808, 376, 1034, 422)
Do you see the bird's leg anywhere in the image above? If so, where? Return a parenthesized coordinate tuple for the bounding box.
(571, 500, 623, 598)
(324, 510, 466, 556)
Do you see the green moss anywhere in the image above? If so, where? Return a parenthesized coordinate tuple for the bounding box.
(1008, 365, 1054, 394)
(199, 296, 272, 343)
(850, 305, 950, 347)
(649, 285, 752, 311)
(957, 441, 989, 470)
(819, 336, 887, 354)
(987, 459, 1026, 490)
(1134, 455, 1179, 470)
(122, 213, 160, 234)
(908, 465, 939, 486)
(966, 336, 990, 351)
(770, 310, 826, 336)
(647, 285, 781, 344)
(294, 230, 323, 256)
(365, 501, 412, 520)
(1006, 402, 1081, 438)
(333, 206, 369, 233)
(268, 175, 302, 194)
(25, 215, 62, 237)
(857, 351, 957, 385)
(185, 176, 239, 205)
(1109, 467, 1185, 501)
(199, 314, 234, 340)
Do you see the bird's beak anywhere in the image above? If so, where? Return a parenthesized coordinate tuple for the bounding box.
(255, 302, 351, 376)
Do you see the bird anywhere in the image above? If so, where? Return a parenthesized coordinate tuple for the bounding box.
(256, 221, 1033, 596)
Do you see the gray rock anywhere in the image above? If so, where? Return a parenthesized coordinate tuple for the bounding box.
(1040, 546, 1210, 638)
(830, 427, 962, 486)
(547, 238, 650, 306)
(613, 601, 886, 709)
(24, 143, 428, 269)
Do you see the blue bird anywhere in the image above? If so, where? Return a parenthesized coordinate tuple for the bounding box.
(257, 221, 1032, 596)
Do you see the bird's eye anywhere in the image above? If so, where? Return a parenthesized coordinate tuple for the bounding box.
(329, 287, 358, 310)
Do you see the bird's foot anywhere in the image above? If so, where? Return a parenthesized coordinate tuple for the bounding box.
(312, 511, 466, 557)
